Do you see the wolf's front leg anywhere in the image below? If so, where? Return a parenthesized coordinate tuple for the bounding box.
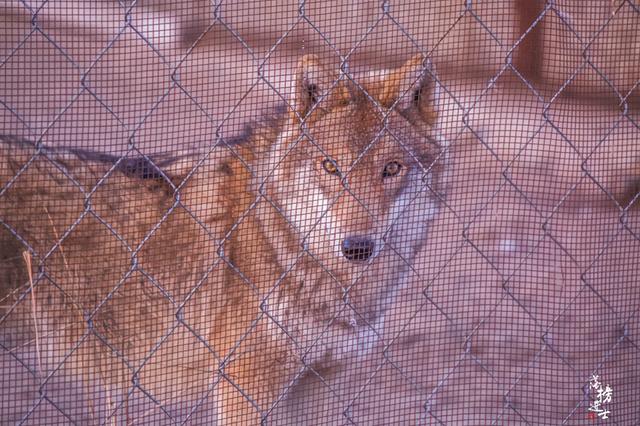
(214, 327, 299, 425)
(217, 377, 273, 425)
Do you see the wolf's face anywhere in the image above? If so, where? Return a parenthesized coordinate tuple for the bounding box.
(296, 100, 442, 264)
(259, 55, 447, 331)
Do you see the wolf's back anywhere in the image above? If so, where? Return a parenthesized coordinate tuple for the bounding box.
(0, 135, 232, 395)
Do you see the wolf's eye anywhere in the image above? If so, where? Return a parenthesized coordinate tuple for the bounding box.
(382, 161, 402, 178)
(322, 159, 340, 175)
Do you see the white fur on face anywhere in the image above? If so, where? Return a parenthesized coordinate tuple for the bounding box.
(265, 129, 341, 259)
(363, 165, 440, 321)
(384, 168, 438, 254)
(282, 168, 345, 258)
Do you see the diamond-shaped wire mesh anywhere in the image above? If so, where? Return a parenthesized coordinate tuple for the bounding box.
(1, 1, 638, 424)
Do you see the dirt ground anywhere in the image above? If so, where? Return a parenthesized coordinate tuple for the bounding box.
(1, 2, 639, 425)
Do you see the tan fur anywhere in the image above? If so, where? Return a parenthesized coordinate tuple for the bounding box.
(0, 55, 447, 424)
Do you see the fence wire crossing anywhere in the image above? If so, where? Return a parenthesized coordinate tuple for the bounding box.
(1, 1, 639, 424)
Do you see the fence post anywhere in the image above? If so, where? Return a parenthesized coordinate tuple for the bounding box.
(515, 0, 545, 81)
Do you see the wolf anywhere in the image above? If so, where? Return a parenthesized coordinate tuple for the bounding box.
(0, 54, 447, 424)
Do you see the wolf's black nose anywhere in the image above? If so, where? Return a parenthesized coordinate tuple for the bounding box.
(341, 237, 375, 262)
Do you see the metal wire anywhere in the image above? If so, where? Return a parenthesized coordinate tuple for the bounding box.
(1, 1, 638, 424)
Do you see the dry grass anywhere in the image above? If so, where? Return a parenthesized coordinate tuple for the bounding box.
(21, 250, 42, 379)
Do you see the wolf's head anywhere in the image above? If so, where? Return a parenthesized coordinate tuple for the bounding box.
(256, 54, 447, 336)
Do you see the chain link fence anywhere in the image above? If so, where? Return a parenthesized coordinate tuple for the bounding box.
(1, 1, 639, 424)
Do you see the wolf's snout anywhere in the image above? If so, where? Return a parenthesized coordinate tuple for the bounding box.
(341, 236, 375, 262)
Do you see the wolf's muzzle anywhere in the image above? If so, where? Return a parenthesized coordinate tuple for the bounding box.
(341, 236, 375, 262)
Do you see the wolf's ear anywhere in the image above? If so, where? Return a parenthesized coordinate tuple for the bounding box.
(292, 54, 334, 119)
(380, 54, 439, 126)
